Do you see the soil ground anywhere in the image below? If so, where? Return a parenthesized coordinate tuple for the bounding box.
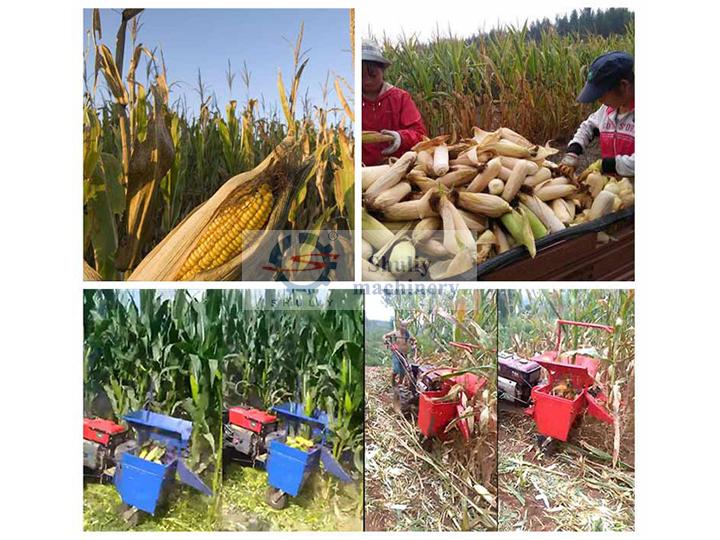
(497, 401, 634, 532)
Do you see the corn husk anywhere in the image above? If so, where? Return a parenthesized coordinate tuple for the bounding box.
(433, 143, 450, 176)
(362, 130, 394, 144)
(370, 181, 412, 210)
(362, 164, 391, 191)
(457, 192, 512, 218)
(362, 209, 395, 250)
(382, 188, 437, 221)
(412, 216, 441, 243)
(488, 179, 504, 195)
(440, 197, 476, 255)
(428, 248, 475, 280)
(493, 224, 510, 253)
(436, 167, 478, 188)
(129, 136, 302, 281)
(589, 190, 618, 220)
(518, 204, 548, 239)
(361, 239, 374, 261)
(523, 167, 552, 187)
(364, 151, 417, 205)
(500, 209, 536, 258)
(518, 193, 565, 233)
(467, 157, 502, 192)
(535, 184, 577, 202)
(502, 159, 537, 201)
(418, 238, 451, 258)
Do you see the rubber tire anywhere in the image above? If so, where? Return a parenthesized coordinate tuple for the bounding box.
(392, 386, 414, 417)
(120, 503, 140, 527)
(265, 487, 288, 510)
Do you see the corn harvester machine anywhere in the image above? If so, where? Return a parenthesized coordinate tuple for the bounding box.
(498, 319, 615, 448)
(390, 340, 487, 442)
(223, 401, 353, 509)
(83, 410, 212, 523)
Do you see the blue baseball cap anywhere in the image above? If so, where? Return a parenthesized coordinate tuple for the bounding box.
(577, 51, 634, 103)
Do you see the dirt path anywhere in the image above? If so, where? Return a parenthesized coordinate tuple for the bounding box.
(498, 404, 634, 531)
(365, 366, 496, 531)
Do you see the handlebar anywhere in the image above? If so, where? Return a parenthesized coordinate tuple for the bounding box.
(555, 319, 614, 353)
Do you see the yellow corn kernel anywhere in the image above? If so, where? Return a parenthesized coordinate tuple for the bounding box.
(176, 184, 273, 280)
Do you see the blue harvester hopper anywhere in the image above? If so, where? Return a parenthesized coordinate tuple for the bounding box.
(264, 402, 353, 509)
(113, 410, 213, 518)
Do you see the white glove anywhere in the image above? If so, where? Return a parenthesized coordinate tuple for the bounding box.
(560, 152, 579, 169)
(380, 130, 401, 155)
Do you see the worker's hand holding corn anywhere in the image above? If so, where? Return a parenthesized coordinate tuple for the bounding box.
(559, 152, 579, 178)
(380, 129, 401, 155)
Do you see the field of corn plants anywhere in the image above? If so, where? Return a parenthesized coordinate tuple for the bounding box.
(83, 9, 354, 282)
(219, 290, 364, 531)
(497, 289, 634, 531)
(365, 290, 497, 531)
(83, 289, 225, 531)
(371, 21, 634, 143)
(83, 289, 363, 531)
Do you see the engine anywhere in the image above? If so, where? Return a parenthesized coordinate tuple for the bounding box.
(498, 352, 542, 405)
(223, 406, 285, 460)
(83, 417, 134, 473)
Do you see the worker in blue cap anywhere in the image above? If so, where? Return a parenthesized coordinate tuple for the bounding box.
(560, 51, 634, 178)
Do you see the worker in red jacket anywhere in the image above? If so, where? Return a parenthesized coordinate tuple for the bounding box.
(560, 51, 635, 178)
(362, 39, 427, 166)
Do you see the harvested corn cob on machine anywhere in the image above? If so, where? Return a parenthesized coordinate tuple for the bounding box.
(83, 410, 212, 523)
(389, 340, 487, 442)
(499, 319, 615, 448)
(223, 401, 353, 509)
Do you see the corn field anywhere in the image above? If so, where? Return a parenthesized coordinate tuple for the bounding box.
(222, 289, 365, 466)
(84, 9, 354, 280)
(371, 21, 634, 143)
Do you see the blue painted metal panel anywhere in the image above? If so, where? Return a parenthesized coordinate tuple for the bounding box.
(114, 453, 176, 515)
(177, 459, 212, 496)
(123, 410, 192, 449)
(266, 440, 320, 497)
(320, 447, 353, 483)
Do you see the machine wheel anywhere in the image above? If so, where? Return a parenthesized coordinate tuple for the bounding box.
(265, 487, 288, 510)
(535, 434, 557, 455)
(392, 386, 414, 417)
(120, 503, 140, 527)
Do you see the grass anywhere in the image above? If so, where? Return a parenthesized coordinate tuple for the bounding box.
(219, 463, 362, 531)
(84, 482, 217, 531)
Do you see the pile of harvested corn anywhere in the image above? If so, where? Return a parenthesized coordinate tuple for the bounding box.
(138, 442, 167, 464)
(285, 436, 315, 452)
(361, 128, 635, 280)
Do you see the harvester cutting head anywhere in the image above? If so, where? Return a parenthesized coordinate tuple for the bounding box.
(525, 320, 616, 442)
(113, 410, 212, 516)
(393, 341, 487, 441)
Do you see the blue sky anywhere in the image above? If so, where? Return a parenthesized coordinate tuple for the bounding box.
(83, 8, 353, 119)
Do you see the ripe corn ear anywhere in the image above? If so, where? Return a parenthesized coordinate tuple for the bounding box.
(176, 184, 273, 280)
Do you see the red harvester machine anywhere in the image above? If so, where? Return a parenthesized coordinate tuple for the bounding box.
(390, 340, 486, 442)
(499, 320, 615, 448)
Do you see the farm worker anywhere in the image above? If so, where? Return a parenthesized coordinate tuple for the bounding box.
(362, 39, 427, 166)
(383, 319, 414, 387)
(560, 51, 634, 178)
